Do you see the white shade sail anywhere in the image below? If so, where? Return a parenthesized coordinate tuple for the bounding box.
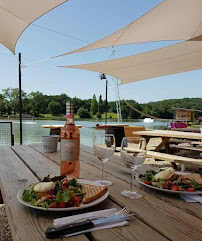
(60, 40, 202, 85)
(0, 0, 67, 54)
(57, 0, 202, 57)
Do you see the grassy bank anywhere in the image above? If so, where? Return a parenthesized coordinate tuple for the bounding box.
(38, 112, 118, 120)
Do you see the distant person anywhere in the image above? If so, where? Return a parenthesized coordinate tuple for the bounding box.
(96, 124, 100, 129)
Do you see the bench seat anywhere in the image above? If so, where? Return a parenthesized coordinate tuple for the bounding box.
(169, 139, 192, 144)
(147, 150, 202, 171)
(170, 144, 202, 152)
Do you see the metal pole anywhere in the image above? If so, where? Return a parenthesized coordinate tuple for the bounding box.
(19, 53, 22, 145)
(105, 78, 107, 124)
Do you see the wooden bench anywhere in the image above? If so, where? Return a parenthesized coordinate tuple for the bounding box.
(170, 144, 202, 153)
(191, 141, 202, 147)
(169, 139, 202, 147)
(169, 139, 192, 144)
(147, 150, 202, 172)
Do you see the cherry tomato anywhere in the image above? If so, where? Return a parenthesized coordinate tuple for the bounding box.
(58, 202, 67, 208)
(170, 185, 179, 191)
(61, 185, 68, 190)
(50, 203, 58, 208)
(71, 196, 81, 207)
(185, 188, 195, 192)
(144, 181, 151, 185)
(182, 177, 190, 181)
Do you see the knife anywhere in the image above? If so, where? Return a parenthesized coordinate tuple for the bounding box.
(45, 214, 134, 239)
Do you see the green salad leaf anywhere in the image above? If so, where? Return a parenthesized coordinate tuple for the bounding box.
(189, 178, 202, 190)
(69, 178, 77, 186)
(22, 183, 37, 202)
(42, 175, 51, 182)
(69, 178, 82, 189)
(141, 170, 157, 182)
(56, 189, 71, 203)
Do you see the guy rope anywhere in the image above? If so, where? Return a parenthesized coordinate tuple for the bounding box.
(123, 100, 169, 121)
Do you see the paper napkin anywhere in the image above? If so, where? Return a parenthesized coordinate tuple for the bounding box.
(53, 208, 129, 238)
(180, 194, 202, 203)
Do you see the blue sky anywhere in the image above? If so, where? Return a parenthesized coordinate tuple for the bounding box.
(0, 0, 202, 103)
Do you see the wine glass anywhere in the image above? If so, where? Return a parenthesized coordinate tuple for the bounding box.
(120, 137, 146, 199)
(93, 133, 115, 186)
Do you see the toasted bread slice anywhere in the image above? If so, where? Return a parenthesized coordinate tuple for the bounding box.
(182, 173, 202, 185)
(82, 184, 108, 204)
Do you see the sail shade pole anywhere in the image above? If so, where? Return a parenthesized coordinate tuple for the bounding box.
(19, 53, 22, 145)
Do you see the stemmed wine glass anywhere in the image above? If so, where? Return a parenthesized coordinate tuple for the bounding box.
(93, 133, 115, 186)
(120, 137, 146, 199)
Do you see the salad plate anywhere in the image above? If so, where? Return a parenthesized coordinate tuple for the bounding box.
(136, 173, 202, 195)
(17, 179, 109, 211)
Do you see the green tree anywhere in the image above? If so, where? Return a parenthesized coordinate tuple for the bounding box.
(48, 101, 61, 116)
(3, 87, 27, 115)
(90, 94, 98, 116)
(121, 100, 141, 119)
(51, 94, 70, 114)
(96, 112, 102, 118)
(0, 94, 6, 115)
(98, 95, 103, 113)
(29, 91, 48, 117)
(77, 107, 91, 118)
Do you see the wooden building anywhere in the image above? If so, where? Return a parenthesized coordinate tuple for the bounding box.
(172, 108, 201, 122)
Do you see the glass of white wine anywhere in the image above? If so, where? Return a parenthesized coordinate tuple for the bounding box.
(93, 133, 115, 186)
(120, 137, 146, 199)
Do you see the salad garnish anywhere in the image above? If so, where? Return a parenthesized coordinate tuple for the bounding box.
(22, 176, 84, 209)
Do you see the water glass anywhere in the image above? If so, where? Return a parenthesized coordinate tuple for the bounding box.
(93, 133, 115, 186)
(120, 137, 146, 199)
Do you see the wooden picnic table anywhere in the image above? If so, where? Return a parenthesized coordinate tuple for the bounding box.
(97, 124, 129, 127)
(133, 130, 202, 171)
(0, 143, 202, 241)
(133, 130, 202, 152)
(42, 125, 82, 136)
(42, 125, 83, 129)
(172, 127, 201, 133)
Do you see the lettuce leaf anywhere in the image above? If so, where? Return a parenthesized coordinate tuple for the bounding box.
(22, 183, 37, 202)
(56, 189, 71, 203)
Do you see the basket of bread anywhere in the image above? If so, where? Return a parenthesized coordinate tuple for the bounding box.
(19, 175, 108, 210)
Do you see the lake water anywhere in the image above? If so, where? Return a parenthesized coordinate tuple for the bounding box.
(1, 119, 170, 147)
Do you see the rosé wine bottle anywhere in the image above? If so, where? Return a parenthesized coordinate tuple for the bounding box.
(60, 101, 80, 177)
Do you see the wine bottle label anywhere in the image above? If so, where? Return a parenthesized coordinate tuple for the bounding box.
(61, 139, 79, 161)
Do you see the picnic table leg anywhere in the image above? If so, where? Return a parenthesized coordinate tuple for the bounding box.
(145, 136, 150, 145)
(181, 164, 186, 172)
(154, 137, 178, 169)
(154, 137, 171, 152)
(171, 162, 178, 170)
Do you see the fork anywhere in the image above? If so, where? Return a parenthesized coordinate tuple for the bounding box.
(73, 206, 131, 223)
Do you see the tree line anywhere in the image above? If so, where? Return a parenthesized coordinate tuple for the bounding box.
(0, 87, 202, 119)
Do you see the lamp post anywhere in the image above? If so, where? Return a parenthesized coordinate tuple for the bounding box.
(19, 53, 22, 145)
(100, 73, 107, 124)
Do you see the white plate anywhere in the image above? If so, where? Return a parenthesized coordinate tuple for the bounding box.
(136, 175, 202, 195)
(17, 179, 109, 211)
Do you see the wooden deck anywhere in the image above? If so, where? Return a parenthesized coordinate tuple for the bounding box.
(0, 144, 202, 240)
